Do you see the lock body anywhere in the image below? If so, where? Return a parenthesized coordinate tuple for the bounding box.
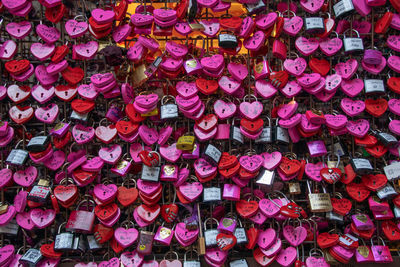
(304, 17, 325, 34)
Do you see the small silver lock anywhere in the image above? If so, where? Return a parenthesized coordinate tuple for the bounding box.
(231, 119, 244, 144)
(364, 79, 385, 94)
(160, 95, 178, 120)
(274, 119, 290, 144)
(255, 117, 272, 143)
(230, 259, 249, 267)
(141, 165, 161, 182)
(333, 0, 354, 18)
(384, 161, 400, 181)
(54, 223, 75, 251)
(71, 110, 89, 122)
(204, 218, 219, 247)
(26, 135, 50, 152)
(326, 211, 344, 222)
(245, 0, 266, 14)
(183, 249, 201, 267)
(0, 219, 18, 235)
(203, 144, 222, 165)
(304, 17, 325, 34)
(350, 155, 373, 175)
(20, 248, 43, 266)
(87, 235, 104, 251)
(377, 184, 398, 199)
(234, 219, 248, 245)
(6, 140, 29, 166)
(255, 168, 275, 186)
(203, 187, 221, 202)
(343, 29, 364, 54)
(218, 31, 238, 49)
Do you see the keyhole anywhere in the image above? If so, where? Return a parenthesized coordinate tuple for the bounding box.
(64, 91, 68, 96)
(73, 27, 76, 32)
(86, 49, 90, 54)
(222, 108, 225, 113)
(104, 210, 107, 215)
(17, 29, 20, 33)
(41, 92, 44, 97)
(209, 26, 212, 32)
(16, 92, 19, 98)
(41, 217, 44, 222)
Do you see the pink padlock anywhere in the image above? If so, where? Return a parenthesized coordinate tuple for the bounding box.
(368, 196, 389, 212)
(272, 39, 287, 60)
(355, 240, 375, 263)
(160, 164, 178, 181)
(110, 157, 132, 176)
(253, 57, 270, 80)
(371, 237, 393, 263)
(307, 140, 327, 157)
(363, 49, 382, 65)
(49, 121, 70, 137)
(217, 216, 237, 234)
(154, 224, 174, 246)
(351, 213, 374, 230)
(222, 184, 240, 201)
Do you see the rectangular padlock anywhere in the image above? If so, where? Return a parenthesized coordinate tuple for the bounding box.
(230, 259, 249, 267)
(0, 219, 18, 235)
(87, 235, 103, 250)
(28, 179, 51, 203)
(26, 136, 50, 152)
(364, 79, 385, 94)
(20, 248, 43, 266)
(245, 0, 266, 14)
(141, 165, 160, 182)
(203, 144, 222, 165)
(255, 169, 275, 186)
(350, 157, 373, 174)
(204, 229, 219, 247)
(304, 17, 325, 34)
(274, 125, 290, 144)
(377, 184, 398, 199)
(203, 187, 221, 202)
(234, 226, 248, 245)
(218, 32, 238, 49)
(160, 103, 178, 120)
(384, 162, 400, 181)
(255, 127, 272, 143)
(54, 232, 75, 251)
(6, 149, 29, 166)
(343, 34, 364, 54)
(333, 0, 354, 18)
(326, 211, 344, 222)
(70, 110, 89, 122)
(231, 126, 244, 144)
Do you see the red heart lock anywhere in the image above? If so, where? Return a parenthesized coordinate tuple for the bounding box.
(9, 105, 34, 124)
(62, 66, 84, 85)
(269, 70, 289, 89)
(365, 143, 387, 158)
(72, 168, 97, 185)
(53, 184, 78, 204)
(238, 167, 259, 179)
(219, 163, 240, 179)
(5, 59, 30, 75)
(382, 220, 400, 241)
(361, 174, 387, 191)
(346, 183, 370, 202)
(318, 17, 335, 38)
(280, 202, 303, 218)
(254, 247, 276, 267)
(94, 203, 118, 221)
(94, 223, 114, 244)
(139, 190, 162, 206)
(161, 203, 179, 223)
(116, 120, 139, 137)
(365, 98, 388, 117)
(331, 197, 352, 216)
(196, 78, 218, 95)
(220, 16, 243, 31)
(110, 237, 124, 254)
(350, 222, 374, 239)
(236, 200, 258, 218)
(320, 168, 342, 184)
(196, 114, 218, 133)
(137, 204, 160, 223)
(52, 45, 69, 63)
(240, 118, 263, 134)
(216, 233, 237, 251)
(53, 131, 72, 149)
(388, 77, 400, 94)
(45, 4, 66, 23)
(245, 227, 259, 250)
(176, 190, 191, 204)
(279, 157, 301, 176)
(139, 150, 160, 167)
(71, 99, 95, 114)
(175, 0, 188, 19)
(354, 134, 378, 148)
(317, 232, 339, 249)
(218, 152, 238, 170)
(117, 186, 138, 207)
(341, 164, 356, 184)
(40, 242, 62, 259)
(114, 0, 128, 21)
(308, 58, 330, 76)
(55, 84, 78, 102)
(126, 104, 145, 123)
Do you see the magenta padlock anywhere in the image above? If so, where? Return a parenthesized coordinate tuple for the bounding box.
(288, 127, 301, 143)
(355, 242, 374, 263)
(363, 49, 382, 65)
(182, 143, 200, 159)
(215, 124, 230, 140)
(160, 164, 178, 181)
(0, 121, 8, 136)
(217, 217, 237, 234)
(368, 196, 389, 212)
(154, 225, 174, 246)
(222, 184, 240, 201)
(106, 104, 124, 123)
(351, 214, 374, 230)
(366, 0, 386, 6)
(110, 158, 132, 176)
(184, 57, 202, 75)
(307, 140, 327, 157)
(50, 122, 70, 137)
(272, 39, 287, 60)
(371, 237, 393, 263)
(253, 57, 270, 80)
(372, 208, 394, 220)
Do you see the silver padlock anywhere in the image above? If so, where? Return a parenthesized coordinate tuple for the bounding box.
(377, 184, 398, 199)
(333, 0, 354, 18)
(304, 17, 325, 34)
(54, 223, 75, 251)
(203, 187, 221, 202)
(245, 0, 266, 14)
(26, 135, 50, 152)
(384, 161, 400, 181)
(326, 211, 344, 222)
(141, 165, 161, 182)
(231, 119, 244, 144)
(0, 219, 19, 235)
(255, 117, 272, 144)
(203, 144, 222, 165)
(350, 154, 373, 175)
(20, 248, 43, 266)
(204, 218, 219, 247)
(343, 29, 364, 54)
(234, 219, 248, 245)
(71, 110, 89, 122)
(255, 168, 275, 186)
(218, 31, 238, 49)
(86, 235, 104, 251)
(230, 259, 249, 267)
(274, 119, 290, 144)
(6, 141, 29, 166)
(364, 79, 385, 94)
(183, 249, 201, 267)
(160, 95, 178, 120)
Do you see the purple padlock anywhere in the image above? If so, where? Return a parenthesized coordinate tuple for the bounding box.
(222, 184, 240, 201)
(182, 143, 200, 159)
(307, 140, 327, 157)
(363, 49, 382, 65)
(351, 213, 374, 230)
(217, 217, 237, 234)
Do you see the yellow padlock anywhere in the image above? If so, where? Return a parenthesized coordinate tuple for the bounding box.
(176, 133, 196, 151)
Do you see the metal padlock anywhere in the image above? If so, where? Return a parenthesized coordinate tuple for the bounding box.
(234, 220, 248, 245)
(177, 133, 196, 151)
(141, 165, 161, 182)
(288, 182, 301, 194)
(20, 248, 43, 266)
(328, 139, 347, 157)
(372, 130, 397, 147)
(394, 206, 400, 219)
(307, 180, 333, 212)
(230, 259, 249, 267)
(6, 141, 29, 166)
(231, 119, 244, 144)
(28, 179, 51, 203)
(183, 250, 201, 267)
(377, 184, 398, 199)
(364, 79, 385, 94)
(160, 95, 178, 120)
(333, 0, 354, 18)
(343, 29, 364, 54)
(54, 223, 75, 251)
(255, 168, 275, 186)
(350, 154, 373, 174)
(0, 219, 18, 235)
(304, 17, 325, 34)
(137, 227, 155, 255)
(326, 211, 344, 222)
(204, 218, 219, 247)
(203, 187, 221, 202)
(86, 235, 104, 250)
(274, 119, 290, 144)
(384, 161, 400, 181)
(218, 31, 238, 49)
(255, 117, 272, 143)
(245, 0, 266, 14)
(203, 144, 222, 165)
(70, 110, 89, 122)
(26, 135, 50, 152)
